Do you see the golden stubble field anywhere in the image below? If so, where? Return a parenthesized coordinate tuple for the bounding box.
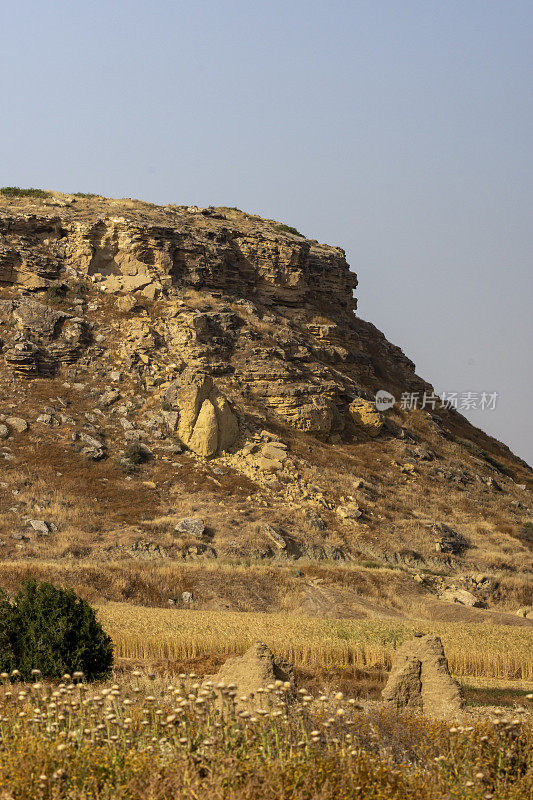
(97, 603, 533, 681)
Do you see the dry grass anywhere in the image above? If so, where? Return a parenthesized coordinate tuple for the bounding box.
(0, 670, 531, 799)
(97, 603, 533, 681)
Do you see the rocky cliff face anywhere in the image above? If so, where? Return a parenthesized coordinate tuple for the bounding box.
(0, 198, 423, 439)
(0, 191, 531, 614)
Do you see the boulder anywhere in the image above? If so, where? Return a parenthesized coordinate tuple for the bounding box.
(433, 523, 468, 555)
(261, 524, 287, 550)
(174, 518, 206, 539)
(117, 295, 137, 313)
(99, 389, 121, 407)
(213, 395, 240, 451)
(170, 370, 239, 458)
(349, 398, 383, 437)
(262, 442, 288, 462)
(6, 417, 28, 433)
(438, 589, 483, 608)
(382, 634, 463, 719)
(336, 503, 362, 521)
(13, 298, 67, 339)
(188, 399, 219, 457)
(28, 519, 52, 535)
(207, 642, 295, 702)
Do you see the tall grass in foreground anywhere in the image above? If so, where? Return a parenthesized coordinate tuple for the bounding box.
(0, 672, 531, 799)
(98, 604, 533, 680)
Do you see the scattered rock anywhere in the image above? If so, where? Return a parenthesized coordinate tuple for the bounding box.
(0, 424, 9, 439)
(336, 503, 362, 521)
(261, 524, 287, 550)
(99, 389, 121, 407)
(438, 589, 483, 608)
(433, 523, 468, 555)
(174, 518, 206, 539)
(382, 634, 464, 718)
(6, 417, 28, 433)
(79, 432, 106, 460)
(28, 519, 53, 535)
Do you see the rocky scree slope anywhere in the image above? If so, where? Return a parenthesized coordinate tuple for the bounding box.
(0, 192, 531, 616)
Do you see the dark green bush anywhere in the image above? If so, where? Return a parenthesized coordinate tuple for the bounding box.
(124, 441, 150, 465)
(0, 186, 51, 198)
(45, 284, 68, 303)
(0, 580, 113, 681)
(273, 222, 304, 237)
(73, 192, 100, 199)
(520, 522, 533, 543)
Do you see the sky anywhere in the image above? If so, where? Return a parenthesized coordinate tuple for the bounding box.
(1, 0, 532, 465)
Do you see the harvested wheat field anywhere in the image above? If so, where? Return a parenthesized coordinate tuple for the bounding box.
(98, 603, 533, 681)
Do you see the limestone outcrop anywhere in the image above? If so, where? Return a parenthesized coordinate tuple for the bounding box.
(382, 634, 464, 719)
(0, 211, 357, 314)
(165, 370, 239, 457)
(0, 199, 427, 439)
(349, 398, 383, 437)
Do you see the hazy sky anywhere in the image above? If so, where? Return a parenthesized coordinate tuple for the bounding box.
(1, 0, 532, 465)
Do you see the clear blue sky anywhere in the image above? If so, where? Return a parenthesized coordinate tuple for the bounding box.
(1, 0, 532, 465)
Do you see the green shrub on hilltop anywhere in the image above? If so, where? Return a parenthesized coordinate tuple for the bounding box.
(73, 191, 100, 199)
(0, 186, 51, 198)
(273, 222, 304, 236)
(0, 580, 113, 681)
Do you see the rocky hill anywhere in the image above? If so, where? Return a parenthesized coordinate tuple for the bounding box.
(0, 190, 531, 620)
